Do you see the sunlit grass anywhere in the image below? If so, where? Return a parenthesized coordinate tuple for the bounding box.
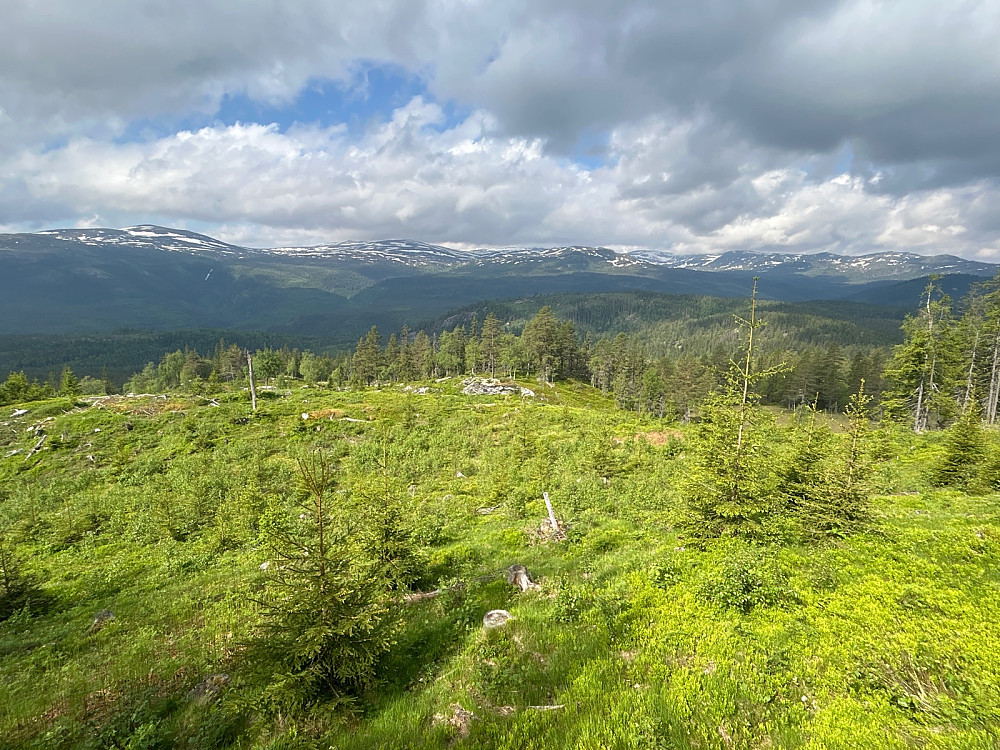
(1, 383, 998, 748)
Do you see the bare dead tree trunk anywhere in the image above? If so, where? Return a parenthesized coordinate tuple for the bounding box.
(914, 284, 935, 433)
(914, 377, 926, 433)
(964, 326, 980, 412)
(987, 326, 1000, 424)
(542, 492, 560, 535)
(735, 278, 759, 456)
(246, 349, 257, 412)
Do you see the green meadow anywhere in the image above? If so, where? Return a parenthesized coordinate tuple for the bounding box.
(1, 380, 998, 749)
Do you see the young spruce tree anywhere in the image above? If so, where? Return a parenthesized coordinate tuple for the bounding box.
(682, 279, 786, 542)
(252, 449, 395, 711)
(781, 400, 832, 515)
(809, 382, 875, 538)
(932, 396, 987, 491)
(883, 280, 960, 432)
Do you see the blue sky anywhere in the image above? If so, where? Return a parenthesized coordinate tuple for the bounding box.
(1, 0, 999, 259)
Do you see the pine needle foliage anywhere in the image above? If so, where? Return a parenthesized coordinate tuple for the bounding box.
(933, 399, 987, 491)
(810, 382, 876, 538)
(781, 401, 832, 512)
(681, 280, 788, 543)
(251, 449, 395, 712)
(348, 430, 421, 591)
(0, 535, 38, 621)
(883, 280, 961, 432)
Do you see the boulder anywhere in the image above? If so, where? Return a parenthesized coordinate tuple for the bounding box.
(462, 378, 534, 397)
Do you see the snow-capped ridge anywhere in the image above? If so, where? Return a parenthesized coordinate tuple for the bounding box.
(269, 239, 462, 265)
(36, 225, 244, 256)
(12, 225, 999, 279)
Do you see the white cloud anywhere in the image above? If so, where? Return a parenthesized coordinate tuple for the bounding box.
(0, 0, 999, 258)
(5, 99, 999, 260)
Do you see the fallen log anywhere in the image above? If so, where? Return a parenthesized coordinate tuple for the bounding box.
(399, 572, 500, 604)
(24, 435, 46, 460)
(400, 564, 540, 604)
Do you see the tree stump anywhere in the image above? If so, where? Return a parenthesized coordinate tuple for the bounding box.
(507, 564, 540, 593)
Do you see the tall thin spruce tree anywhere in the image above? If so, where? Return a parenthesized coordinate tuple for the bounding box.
(977, 271, 1000, 424)
(682, 279, 787, 542)
(883, 279, 959, 432)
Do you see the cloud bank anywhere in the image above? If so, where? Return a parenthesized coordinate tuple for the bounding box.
(2, 0, 999, 258)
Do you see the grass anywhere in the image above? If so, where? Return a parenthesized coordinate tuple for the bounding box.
(0, 382, 998, 748)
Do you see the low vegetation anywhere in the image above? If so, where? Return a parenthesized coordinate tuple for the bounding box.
(0, 372, 998, 748)
(2, 280, 1000, 748)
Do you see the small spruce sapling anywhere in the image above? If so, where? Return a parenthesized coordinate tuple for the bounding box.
(781, 400, 832, 514)
(251, 449, 395, 711)
(59, 366, 82, 400)
(349, 430, 421, 590)
(808, 381, 875, 538)
(0, 532, 45, 621)
(681, 279, 787, 542)
(933, 397, 987, 491)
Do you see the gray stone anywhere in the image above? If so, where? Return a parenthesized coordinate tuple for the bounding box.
(483, 609, 512, 629)
(187, 673, 231, 704)
(462, 378, 534, 397)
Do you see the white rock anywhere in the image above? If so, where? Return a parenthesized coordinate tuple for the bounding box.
(483, 609, 513, 629)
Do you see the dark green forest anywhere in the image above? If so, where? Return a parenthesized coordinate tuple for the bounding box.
(7, 275, 998, 423)
(1, 290, 911, 415)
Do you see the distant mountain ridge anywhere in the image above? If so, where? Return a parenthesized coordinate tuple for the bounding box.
(639, 249, 997, 281)
(24, 225, 998, 281)
(1, 224, 997, 339)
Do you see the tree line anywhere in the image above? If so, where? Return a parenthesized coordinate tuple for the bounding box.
(3, 270, 999, 432)
(882, 273, 1000, 430)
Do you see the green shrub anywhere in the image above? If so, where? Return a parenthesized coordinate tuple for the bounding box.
(699, 542, 796, 613)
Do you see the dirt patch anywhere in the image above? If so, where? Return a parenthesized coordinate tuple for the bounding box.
(636, 430, 683, 446)
(304, 408, 344, 420)
(87, 395, 190, 416)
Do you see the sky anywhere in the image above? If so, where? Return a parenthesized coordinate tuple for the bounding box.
(2, 0, 999, 259)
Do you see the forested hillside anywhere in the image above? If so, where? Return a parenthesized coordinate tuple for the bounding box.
(0, 290, 907, 416)
(437, 292, 908, 350)
(2, 226, 994, 341)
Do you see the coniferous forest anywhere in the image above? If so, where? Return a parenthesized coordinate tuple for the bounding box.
(2, 278, 1000, 749)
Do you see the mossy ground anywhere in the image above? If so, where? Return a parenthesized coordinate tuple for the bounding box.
(1, 381, 998, 749)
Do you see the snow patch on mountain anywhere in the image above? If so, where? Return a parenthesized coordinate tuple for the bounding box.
(14, 226, 1000, 280)
(268, 239, 462, 265)
(36, 225, 244, 256)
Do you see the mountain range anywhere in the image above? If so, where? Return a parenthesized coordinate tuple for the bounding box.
(2, 225, 996, 343)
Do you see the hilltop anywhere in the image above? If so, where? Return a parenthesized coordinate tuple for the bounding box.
(1, 380, 998, 749)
